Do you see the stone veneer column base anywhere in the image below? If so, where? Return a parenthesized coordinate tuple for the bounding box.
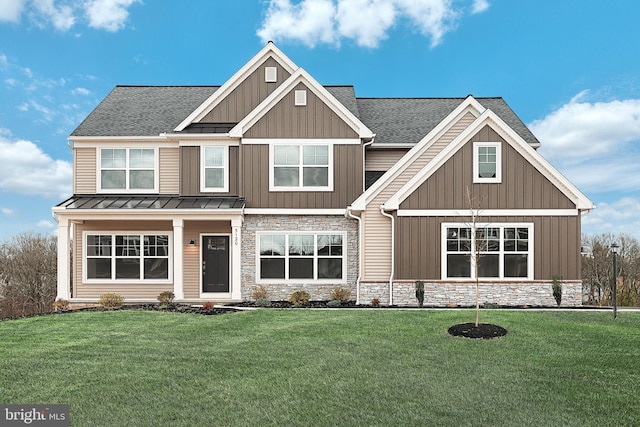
(360, 280, 583, 307)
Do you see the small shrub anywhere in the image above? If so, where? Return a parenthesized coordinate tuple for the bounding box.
(288, 290, 311, 306)
(484, 302, 499, 309)
(202, 301, 215, 312)
(371, 297, 381, 307)
(415, 280, 425, 308)
(327, 300, 342, 308)
(255, 298, 272, 308)
(552, 275, 563, 306)
(157, 291, 175, 306)
(98, 293, 125, 309)
(251, 285, 270, 301)
(330, 287, 351, 304)
(52, 299, 70, 312)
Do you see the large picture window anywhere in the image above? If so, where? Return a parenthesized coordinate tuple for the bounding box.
(271, 143, 332, 191)
(258, 232, 345, 282)
(201, 146, 228, 192)
(86, 233, 170, 282)
(99, 148, 157, 192)
(442, 223, 532, 279)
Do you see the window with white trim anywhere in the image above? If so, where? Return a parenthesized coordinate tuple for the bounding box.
(201, 146, 228, 192)
(473, 142, 501, 183)
(99, 148, 157, 192)
(295, 90, 307, 106)
(258, 232, 345, 282)
(271, 143, 332, 190)
(85, 233, 171, 282)
(265, 66, 277, 82)
(443, 223, 532, 279)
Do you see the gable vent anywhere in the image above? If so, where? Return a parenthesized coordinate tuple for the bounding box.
(295, 90, 307, 106)
(265, 66, 277, 83)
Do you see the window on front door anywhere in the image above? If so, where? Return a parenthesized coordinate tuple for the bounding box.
(99, 148, 157, 192)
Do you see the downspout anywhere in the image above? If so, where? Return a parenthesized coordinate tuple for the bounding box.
(346, 206, 362, 305)
(379, 205, 394, 306)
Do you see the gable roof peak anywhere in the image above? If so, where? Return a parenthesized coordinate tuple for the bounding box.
(173, 42, 299, 132)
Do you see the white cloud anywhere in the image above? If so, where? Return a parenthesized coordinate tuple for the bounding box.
(530, 92, 640, 193)
(17, 99, 56, 121)
(37, 219, 55, 229)
(84, 0, 140, 32)
(0, 136, 72, 198)
(71, 87, 90, 96)
(583, 197, 640, 239)
(258, 0, 486, 48)
(336, 0, 396, 48)
(0, 0, 26, 23)
(1, 207, 16, 216)
(0, 0, 139, 31)
(32, 0, 75, 31)
(471, 0, 488, 14)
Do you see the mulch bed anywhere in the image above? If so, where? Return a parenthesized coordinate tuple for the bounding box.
(447, 322, 508, 339)
(0, 304, 242, 322)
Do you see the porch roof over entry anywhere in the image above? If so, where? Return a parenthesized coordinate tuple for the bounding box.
(55, 195, 246, 210)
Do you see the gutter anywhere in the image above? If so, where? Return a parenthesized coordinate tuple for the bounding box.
(345, 206, 362, 305)
(379, 205, 394, 306)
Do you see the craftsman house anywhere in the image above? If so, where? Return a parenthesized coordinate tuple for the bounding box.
(53, 42, 593, 306)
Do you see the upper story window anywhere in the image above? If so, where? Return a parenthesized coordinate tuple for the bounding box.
(265, 66, 277, 82)
(270, 143, 333, 191)
(473, 142, 501, 183)
(442, 223, 532, 280)
(295, 90, 307, 106)
(201, 146, 229, 192)
(99, 148, 157, 192)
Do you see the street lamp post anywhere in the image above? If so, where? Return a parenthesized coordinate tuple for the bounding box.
(610, 243, 619, 319)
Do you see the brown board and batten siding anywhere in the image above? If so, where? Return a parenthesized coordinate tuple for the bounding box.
(394, 215, 581, 281)
(400, 125, 575, 210)
(243, 82, 359, 139)
(180, 146, 239, 196)
(241, 144, 363, 208)
(199, 58, 292, 124)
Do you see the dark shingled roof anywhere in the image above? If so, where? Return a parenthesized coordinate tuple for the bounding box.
(70, 85, 539, 146)
(71, 86, 219, 137)
(356, 97, 539, 146)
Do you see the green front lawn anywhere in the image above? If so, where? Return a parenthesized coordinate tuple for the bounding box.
(1, 309, 639, 426)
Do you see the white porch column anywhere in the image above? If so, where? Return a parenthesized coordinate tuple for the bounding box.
(231, 218, 242, 300)
(56, 217, 71, 300)
(173, 219, 185, 300)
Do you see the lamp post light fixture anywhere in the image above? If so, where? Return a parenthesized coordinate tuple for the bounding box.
(610, 242, 619, 319)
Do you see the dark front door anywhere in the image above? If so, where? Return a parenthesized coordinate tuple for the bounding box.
(202, 236, 230, 293)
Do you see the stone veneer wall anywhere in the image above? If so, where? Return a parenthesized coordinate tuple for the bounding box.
(360, 280, 582, 307)
(241, 214, 359, 301)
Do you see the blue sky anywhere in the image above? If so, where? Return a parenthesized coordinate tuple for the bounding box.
(1, 0, 639, 241)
